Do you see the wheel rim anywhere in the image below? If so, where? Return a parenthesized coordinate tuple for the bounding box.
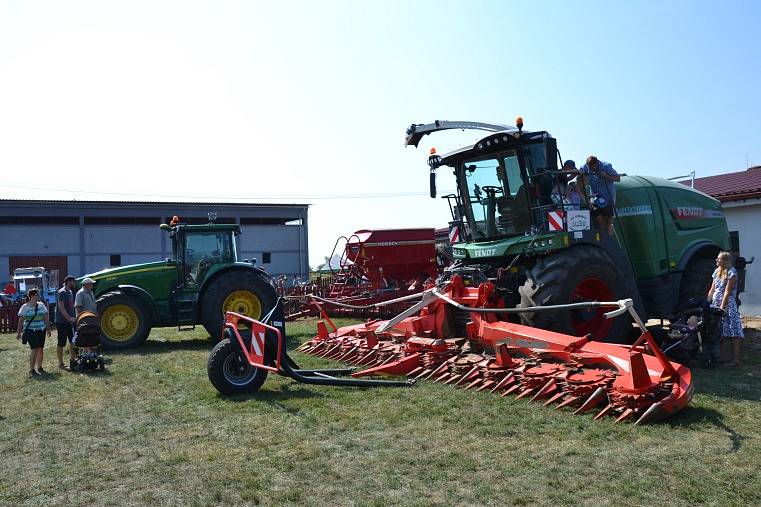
(222, 351, 258, 386)
(569, 277, 614, 339)
(223, 290, 263, 320)
(101, 304, 139, 342)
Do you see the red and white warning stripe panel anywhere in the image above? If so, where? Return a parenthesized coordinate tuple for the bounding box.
(449, 226, 461, 244)
(547, 210, 565, 231)
(249, 323, 267, 366)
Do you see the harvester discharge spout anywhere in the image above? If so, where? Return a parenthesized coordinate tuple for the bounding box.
(297, 276, 694, 424)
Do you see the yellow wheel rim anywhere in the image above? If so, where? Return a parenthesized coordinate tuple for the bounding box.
(223, 290, 263, 320)
(101, 304, 139, 342)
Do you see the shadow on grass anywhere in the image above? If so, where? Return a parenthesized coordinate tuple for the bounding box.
(108, 338, 211, 356)
(219, 383, 325, 415)
(668, 406, 749, 452)
(690, 365, 761, 402)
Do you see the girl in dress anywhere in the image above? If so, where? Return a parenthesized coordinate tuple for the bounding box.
(707, 251, 744, 367)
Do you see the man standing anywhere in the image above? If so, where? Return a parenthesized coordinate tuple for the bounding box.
(55, 276, 77, 369)
(74, 278, 98, 317)
(578, 155, 620, 234)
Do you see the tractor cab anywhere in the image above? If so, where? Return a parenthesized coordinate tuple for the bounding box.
(406, 119, 570, 243)
(162, 216, 240, 289)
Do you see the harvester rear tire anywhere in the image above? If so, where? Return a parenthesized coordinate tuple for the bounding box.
(201, 271, 277, 341)
(518, 246, 631, 342)
(678, 256, 715, 309)
(207, 337, 267, 395)
(97, 291, 152, 349)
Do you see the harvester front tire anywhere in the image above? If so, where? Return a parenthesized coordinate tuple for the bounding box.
(201, 271, 277, 341)
(97, 291, 152, 349)
(207, 337, 267, 395)
(518, 246, 631, 342)
(678, 256, 715, 308)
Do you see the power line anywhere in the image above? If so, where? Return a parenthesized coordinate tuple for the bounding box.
(0, 181, 452, 200)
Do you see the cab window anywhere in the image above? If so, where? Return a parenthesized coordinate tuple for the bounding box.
(184, 233, 235, 284)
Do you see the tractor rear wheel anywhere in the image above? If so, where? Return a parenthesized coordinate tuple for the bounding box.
(97, 291, 152, 349)
(201, 271, 277, 341)
(678, 256, 715, 307)
(207, 337, 268, 395)
(518, 246, 631, 341)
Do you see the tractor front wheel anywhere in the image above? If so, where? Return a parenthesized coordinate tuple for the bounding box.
(201, 271, 277, 341)
(518, 246, 631, 342)
(97, 291, 152, 349)
(207, 337, 268, 395)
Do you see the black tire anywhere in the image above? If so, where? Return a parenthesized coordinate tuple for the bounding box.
(678, 257, 715, 308)
(518, 246, 632, 341)
(207, 337, 268, 395)
(201, 270, 277, 340)
(96, 291, 152, 349)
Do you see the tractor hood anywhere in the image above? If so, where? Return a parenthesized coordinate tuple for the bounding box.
(78, 261, 174, 285)
(453, 232, 569, 261)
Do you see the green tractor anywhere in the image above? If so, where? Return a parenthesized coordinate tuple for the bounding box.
(406, 119, 746, 340)
(79, 218, 277, 349)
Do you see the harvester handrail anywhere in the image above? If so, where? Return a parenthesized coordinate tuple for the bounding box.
(306, 290, 428, 310)
(432, 288, 644, 329)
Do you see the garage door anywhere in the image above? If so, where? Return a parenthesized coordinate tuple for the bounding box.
(9, 255, 68, 284)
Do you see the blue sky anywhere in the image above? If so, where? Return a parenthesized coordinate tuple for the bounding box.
(1, 0, 760, 266)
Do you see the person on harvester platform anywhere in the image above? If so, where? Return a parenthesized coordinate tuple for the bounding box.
(578, 155, 620, 235)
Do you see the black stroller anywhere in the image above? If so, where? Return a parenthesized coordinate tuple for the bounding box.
(71, 311, 106, 372)
(660, 298, 725, 367)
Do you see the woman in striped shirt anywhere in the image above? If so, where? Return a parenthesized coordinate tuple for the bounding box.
(16, 288, 52, 377)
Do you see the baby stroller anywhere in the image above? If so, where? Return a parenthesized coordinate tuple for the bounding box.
(660, 298, 724, 367)
(71, 311, 106, 372)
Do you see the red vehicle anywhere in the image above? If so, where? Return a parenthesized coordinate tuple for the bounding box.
(328, 228, 438, 295)
(284, 228, 441, 320)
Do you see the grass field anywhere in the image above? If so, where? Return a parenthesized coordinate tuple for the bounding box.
(1, 318, 760, 506)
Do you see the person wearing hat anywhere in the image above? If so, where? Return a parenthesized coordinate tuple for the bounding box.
(74, 278, 98, 318)
(55, 276, 77, 369)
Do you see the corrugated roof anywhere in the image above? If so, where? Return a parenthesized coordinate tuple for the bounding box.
(687, 166, 761, 202)
(0, 199, 309, 208)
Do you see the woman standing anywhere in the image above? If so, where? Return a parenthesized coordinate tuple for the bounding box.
(707, 251, 744, 367)
(15, 288, 52, 376)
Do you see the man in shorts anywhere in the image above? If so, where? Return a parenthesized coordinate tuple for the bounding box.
(578, 155, 620, 235)
(55, 276, 77, 369)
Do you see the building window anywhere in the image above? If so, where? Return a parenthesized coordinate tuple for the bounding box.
(0, 216, 79, 225)
(84, 217, 160, 225)
(240, 217, 290, 225)
(263, 252, 271, 264)
(110, 255, 121, 266)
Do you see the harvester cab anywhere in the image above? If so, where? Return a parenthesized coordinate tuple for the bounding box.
(406, 119, 564, 245)
(405, 119, 645, 341)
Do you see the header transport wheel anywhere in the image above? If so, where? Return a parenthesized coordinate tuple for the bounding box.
(201, 271, 277, 340)
(518, 246, 631, 341)
(207, 337, 268, 395)
(96, 291, 152, 349)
